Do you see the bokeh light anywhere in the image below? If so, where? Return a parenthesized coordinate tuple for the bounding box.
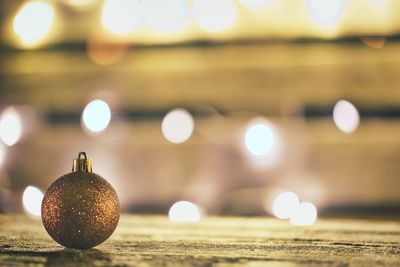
(306, 0, 345, 27)
(22, 186, 44, 217)
(13, 0, 54, 46)
(168, 201, 201, 222)
(192, 0, 237, 32)
(82, 99, 112, 134)
(239, 0, 271, 10)
(245, 122, 275, 156)
(0, 107, 23, 146)
(289, 202, 318, 226)
(162, 108, 194, 144)
(87, 32, 128, 66)
(272, 191, 300, 219)
(361, 37, 386, 49)
(101, 0, 143, 35)
(333, 100, 360, 134)
(142, 0, 188, 32)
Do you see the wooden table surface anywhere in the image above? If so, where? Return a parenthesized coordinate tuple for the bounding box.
(0, 214, 399, 266)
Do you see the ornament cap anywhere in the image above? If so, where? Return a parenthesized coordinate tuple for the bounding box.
(72, 152, 92, 172)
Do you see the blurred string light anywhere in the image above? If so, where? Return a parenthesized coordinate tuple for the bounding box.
(142, 0, 189, 32)
(245, 121, 275, 156)
(0, 107, 23, 146)
(168, 201, 201, 222)
(333, 100, 360, 134)
(272, 191, 300, 219)
(306, 0, 345, 27)
(162, 108, 194, 144)
(242, 118, 281, 169)
(289, 202, 318, 226)
(22, 186, 44, 217)
(239, 0, 271, 10)
(101, 0, 143, 35)
(361, 37, 386, 49)
(13, 0, 54, 47)
(270, 191, 318, 226)
(87, 32, 128, 65)
(82, 99, 111, 134)
(192, 0, 237, 32)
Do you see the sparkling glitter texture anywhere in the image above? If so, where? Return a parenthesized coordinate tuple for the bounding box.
(41, 152, 120, 249)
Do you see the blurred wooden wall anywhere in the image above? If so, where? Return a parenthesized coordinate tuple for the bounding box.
(0, 41, 400, 214)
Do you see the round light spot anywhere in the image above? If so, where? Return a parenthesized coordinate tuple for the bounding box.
(192, 0, 236, 32)
(245, 123, 274, 156)
(168, 201, 201, 222)
(306, 0, 345, 27)
(333, 100, 360, 134)
(0, 107, 23, 146)
(289, 202, 318, 226)
(86, 32, 128, 66)
(82, 100, 111, 133)
(13, 1, 54, 45)
(142, 0, 188, 32)
(162, 108, 194, 144)
(272, 191, 300, 219)
(101, 0, 142, 35)
(23, 186, 44, 217)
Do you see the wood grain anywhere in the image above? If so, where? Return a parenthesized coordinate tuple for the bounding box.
(0, 214, 399, 266)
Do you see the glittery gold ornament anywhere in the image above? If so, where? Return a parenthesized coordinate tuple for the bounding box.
(41, 152, 120, 249)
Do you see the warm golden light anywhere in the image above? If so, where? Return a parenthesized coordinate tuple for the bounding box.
(22, 186, 44, 217)
(361, 37, 386, 49)
(290, 202, 318, 226)
(192, 0, 237, 32)
(87, 32, 128, 66)
(101, 0, 143, 35)
(62, 0, 97, 10)
(367, 0, 389, 7)
(168, 201, 201, 222)
(245, 121, 274, 156)
(82, 100, 112, 134)
(0, 107, 23, 147)
(162, 108, 194, 144)
(142, 0, 189, 32)
(13, 1, 54, 46)
(306, 0, 345, 27)
(272, 191, 300, 219)
(239, 0, 271, 9)
(333, 100, 360, 134)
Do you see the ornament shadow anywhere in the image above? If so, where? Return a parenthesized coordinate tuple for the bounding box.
(44, 248, 111, 267)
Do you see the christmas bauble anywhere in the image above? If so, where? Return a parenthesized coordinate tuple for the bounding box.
(41, 152, 120, 249)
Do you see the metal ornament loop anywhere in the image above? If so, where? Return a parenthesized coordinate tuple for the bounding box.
(72, 152, 93, 172)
